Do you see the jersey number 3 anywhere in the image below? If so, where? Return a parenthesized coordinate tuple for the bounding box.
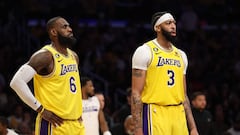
(167, 70, 175, 86)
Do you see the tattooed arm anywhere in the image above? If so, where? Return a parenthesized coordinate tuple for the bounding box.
(183, 75, 199, 135)
(131, 69, 146, 135)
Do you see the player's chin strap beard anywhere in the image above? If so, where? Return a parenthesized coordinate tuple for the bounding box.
(162, 29, 177, 45)
(58, 34, 77, 47)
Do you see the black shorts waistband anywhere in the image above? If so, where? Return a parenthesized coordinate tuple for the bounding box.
(64, 116, 82, 121)
(150, 102, 182, 107)
(163, 102, 182, 106)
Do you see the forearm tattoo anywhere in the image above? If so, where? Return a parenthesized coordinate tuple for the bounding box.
(131, 93, 143, 129)
(183, 96, 197, 130)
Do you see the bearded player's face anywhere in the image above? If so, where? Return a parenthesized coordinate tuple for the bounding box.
(57, 32, 77, 47)
(161, 26, 177, 44)
(54, 18, 77, 47)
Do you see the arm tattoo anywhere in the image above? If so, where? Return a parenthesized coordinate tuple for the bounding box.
(183, 96, 197, 130)
(132, 69, 142, 77)
(131, 93, 142, 129)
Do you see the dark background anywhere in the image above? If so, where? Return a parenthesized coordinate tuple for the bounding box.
(0, 0, 240, 134)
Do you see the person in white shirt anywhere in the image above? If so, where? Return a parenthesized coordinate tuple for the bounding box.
(0, 116, 18, 135)
(81, 76, 111, 135)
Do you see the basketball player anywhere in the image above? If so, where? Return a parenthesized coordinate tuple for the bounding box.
(131, 11, 199, 135)
(81, 76, 111, 135)
(10, 17, 84, 135)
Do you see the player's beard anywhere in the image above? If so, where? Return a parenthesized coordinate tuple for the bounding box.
(161, 28, 177, 45)
(58, 33, 77, 47)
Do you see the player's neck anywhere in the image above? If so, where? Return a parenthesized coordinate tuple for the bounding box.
(156, 38, 172, 51)
(51, 43, 68, 56)
(82, 93, 88, 100)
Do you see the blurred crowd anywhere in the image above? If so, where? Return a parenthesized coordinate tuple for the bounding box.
(1, 0, 240, 134)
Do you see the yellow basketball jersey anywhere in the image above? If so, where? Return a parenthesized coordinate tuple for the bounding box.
(34, 45, 82, 119)
(141, 40, 185, 105)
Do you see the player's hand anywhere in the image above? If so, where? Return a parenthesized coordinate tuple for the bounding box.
(41, 109, 63, 127)
(190, 128, 199, 135)
(134, 128, 143, 135)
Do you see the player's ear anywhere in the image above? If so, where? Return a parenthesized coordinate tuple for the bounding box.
(154, 25, 161, 32)
(51, 29, 57, 36)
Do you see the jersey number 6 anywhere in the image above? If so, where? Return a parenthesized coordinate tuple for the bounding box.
(69, 76, 76, 93)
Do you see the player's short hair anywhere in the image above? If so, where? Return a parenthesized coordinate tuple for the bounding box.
(80, 76, 92, 88)
(46, 16, 62, 33)
(151, 11, 169, 31)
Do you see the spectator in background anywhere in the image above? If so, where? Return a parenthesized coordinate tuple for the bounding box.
(95, 91, 105, 111)
(111, 115, 134, 135)
(178, 4, 199, 32)
(211, 104, 229, 135)
(0, 116, 19, 135)
(95, 91, 114, 129)
(111, 88, 131, 135)
(7, 104, 23, 131)
(18, 111, 34, 135)
(191, 91, 214, 135)
(81, 76, 111, 135)
(112, 87, 131, 124)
